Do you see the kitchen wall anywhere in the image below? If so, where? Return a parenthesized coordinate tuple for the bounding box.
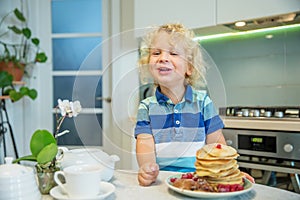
(200, 26, 300, 107)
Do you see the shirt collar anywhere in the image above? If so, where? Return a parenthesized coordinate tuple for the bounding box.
(155, 85, 193, 104)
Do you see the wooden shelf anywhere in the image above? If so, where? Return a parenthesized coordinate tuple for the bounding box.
(0, 96, 10, 100)
(12, 81, 25, 85)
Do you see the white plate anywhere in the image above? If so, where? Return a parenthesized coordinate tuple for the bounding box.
(165, 174, 253, 199)
(50, 182, 115, 200)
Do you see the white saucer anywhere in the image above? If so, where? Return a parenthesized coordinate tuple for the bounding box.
(49, 182, 115, 200)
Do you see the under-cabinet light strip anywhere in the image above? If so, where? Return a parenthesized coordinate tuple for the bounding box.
(194, 23, 300, 41)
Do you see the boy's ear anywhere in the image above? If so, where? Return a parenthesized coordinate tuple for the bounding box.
(186, 64, 193, 76)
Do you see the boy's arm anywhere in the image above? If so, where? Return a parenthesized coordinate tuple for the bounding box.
(136, 133, 159, 186)
(206, 129, 226, 144)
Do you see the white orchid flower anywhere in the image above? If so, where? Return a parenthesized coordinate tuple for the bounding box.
(57, 99, 81, 117)
(70, 100, 82, 117)
(55, 99, 81, 138)
(57, 99, 72, 116)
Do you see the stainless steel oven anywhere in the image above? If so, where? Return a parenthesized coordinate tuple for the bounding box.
(220, 106, 300, 193)
(223, 129, 300, 162)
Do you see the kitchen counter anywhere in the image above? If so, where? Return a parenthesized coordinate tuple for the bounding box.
(43, 170, 300, 200)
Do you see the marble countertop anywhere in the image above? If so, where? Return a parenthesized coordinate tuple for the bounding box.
(43, 170, 300, 200)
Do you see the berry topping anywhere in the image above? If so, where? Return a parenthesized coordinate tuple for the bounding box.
(170, 177, 177, 183)
(216, 144, 222, 149)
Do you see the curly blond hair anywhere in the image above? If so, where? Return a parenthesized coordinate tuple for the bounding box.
(138, 23, 207, 88)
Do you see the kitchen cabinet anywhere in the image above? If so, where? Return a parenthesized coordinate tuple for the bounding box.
(134, 0, 300, 31)
(216, 0, 300, 24)
(134, 0, 216, 31)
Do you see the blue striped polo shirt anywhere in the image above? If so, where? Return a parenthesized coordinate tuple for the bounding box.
(134, 85, 224, 172)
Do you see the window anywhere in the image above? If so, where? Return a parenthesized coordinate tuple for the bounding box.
(51, 0, 104, 146)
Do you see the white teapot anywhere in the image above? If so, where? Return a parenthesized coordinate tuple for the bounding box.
(58, 147, 120, 181)
(0, 157, 41, 200)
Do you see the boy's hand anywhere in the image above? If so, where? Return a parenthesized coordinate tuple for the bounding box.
(138, 163, 159, 186)
(241, 171, 255, 183)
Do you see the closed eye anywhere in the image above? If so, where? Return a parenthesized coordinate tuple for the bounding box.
(150, 49, 161, 56)
(170, 51, 178, 55)
(151, 51, 161, 56)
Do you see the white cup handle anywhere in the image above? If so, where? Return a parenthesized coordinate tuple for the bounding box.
(54, 171, 68, 195)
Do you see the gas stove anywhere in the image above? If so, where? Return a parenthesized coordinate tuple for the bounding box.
(219, 106, 300, 132)
(220, 106, 300, 119)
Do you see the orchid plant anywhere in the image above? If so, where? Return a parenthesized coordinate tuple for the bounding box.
(13, 99, 81, 194)
(14, 99, 82, 169)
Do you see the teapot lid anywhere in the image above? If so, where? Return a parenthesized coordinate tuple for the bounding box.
(0, 157, 31, 178)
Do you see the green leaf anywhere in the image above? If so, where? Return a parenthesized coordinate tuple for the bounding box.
(30, 130, 56, 157)
(22, 28, 31, 39)
(9, 90, 23, 102)
(8, 25, 22, 34)
(35, 52, 48, 63)
(37, 143, 58, 164)
(13, 155, 37, 163)
(12, 130, 58, 165)
(13, 8, 26, 22)
(3, 88, 13, 96)
(28, 89, 38, 100)
(0, 71, 13, 87)
(19, 86, 29, 95)
(31, 38, 40, 46)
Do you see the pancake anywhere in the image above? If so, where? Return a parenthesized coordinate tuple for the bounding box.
(206, 170, 244, 181)
(195, 159, 237, 173)
(195, 159, 233, 166)
(206, 178, 244, 185)
(202, 143, 237, 157)
(195, 165, 239, 178)
(195, 143, 244, 185)
(196, 147, 239, 160)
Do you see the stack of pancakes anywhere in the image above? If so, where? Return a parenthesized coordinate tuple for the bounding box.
(195, 143, 244, 185)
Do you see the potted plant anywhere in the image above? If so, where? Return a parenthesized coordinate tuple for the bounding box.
(0, 4, 47, 102)
(0, 71, 37, 102)
(13, 99, 82, 194)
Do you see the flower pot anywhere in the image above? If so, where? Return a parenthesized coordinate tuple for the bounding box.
(35, 165, 60, 195)
(0, 61, 25, 81)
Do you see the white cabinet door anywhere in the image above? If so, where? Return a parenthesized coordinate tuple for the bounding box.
(134, 0, 216, 31)
(217, 0, 300, 24)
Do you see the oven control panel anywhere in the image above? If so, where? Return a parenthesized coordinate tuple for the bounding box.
(223, 129, 300, 161)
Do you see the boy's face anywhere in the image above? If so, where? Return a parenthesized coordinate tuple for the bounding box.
(148, 31, 192, 88)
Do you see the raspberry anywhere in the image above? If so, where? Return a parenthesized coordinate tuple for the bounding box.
(218, 184, 244, 192)
(170, 177, 177, 183)
(216, 144, 222, 149)
(181, 174, 188, 179)
(181, 172, 194, 179)
(186, 173, 194, 179)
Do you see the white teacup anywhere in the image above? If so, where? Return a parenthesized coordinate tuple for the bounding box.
(54, 164, 102, 198)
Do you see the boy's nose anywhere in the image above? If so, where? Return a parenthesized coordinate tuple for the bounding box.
(159, 52, 169, 62)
